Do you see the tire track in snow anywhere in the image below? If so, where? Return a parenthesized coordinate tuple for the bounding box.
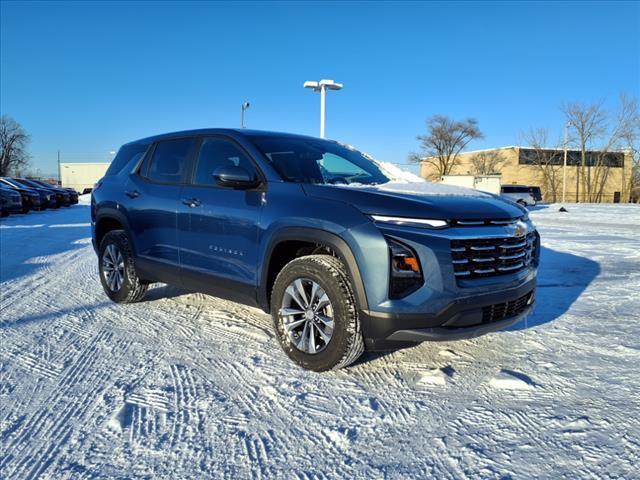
(1, 329, 132, 479)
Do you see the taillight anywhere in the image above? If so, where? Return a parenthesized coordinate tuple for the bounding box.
(386, 237, 423, 299)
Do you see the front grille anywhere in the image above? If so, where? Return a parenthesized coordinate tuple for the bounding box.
(482, 290, 534, 323)
(451, 232, 538, 281)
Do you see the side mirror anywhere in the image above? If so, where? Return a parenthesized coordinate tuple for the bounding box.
(213, 165, 260, 189)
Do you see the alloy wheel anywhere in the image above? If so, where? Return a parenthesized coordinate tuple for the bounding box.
(279, 278, 334, 354)
(102, 244, 125, 292)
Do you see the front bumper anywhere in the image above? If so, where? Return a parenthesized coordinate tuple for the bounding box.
(362, 277, 536, 350)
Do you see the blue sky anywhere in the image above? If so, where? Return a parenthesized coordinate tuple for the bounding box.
(1, 1, 638, 176)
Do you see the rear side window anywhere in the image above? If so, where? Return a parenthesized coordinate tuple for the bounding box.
(106, 143, 148, 176)
(193, 138, 257, 185)
(144, 138, 195, 184)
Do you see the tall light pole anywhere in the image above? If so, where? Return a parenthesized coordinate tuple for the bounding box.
(241, 101, 250, 128)
(562, 122, 570, 203)
(304, 79, 343, 138)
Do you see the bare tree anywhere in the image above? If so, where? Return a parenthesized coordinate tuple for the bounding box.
(520, 128, 564, 203)
(616, 94, 640, 201)
(561, 101, 607, 202)
(469, 150, 506, 175)
(562, 97, 639, 202)
(409, 115, 483, 180)
(0, 115, 30, 176)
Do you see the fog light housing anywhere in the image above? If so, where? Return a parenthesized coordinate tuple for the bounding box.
(386, 237, 423, 299)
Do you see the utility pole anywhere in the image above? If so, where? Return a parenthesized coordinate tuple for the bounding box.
(57, 150, 61, 185)
(241, 101, 250, 128)
(562, 122, 569, 203)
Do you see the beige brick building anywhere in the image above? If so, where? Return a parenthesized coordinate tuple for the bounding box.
(420, 146, 632, 203)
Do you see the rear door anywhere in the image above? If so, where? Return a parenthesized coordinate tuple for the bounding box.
(126, 137, 197, 270)
(178, 136, 264, 288)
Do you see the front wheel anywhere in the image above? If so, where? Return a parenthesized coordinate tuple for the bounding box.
(98, 230, 148, 303)
(270, 255, 364, 371)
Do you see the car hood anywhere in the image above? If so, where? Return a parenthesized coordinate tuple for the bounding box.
(302, 182, 524, 220)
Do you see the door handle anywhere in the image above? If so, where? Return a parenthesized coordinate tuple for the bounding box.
(125, 190, 140, 199)
(182, 198, 201, 208)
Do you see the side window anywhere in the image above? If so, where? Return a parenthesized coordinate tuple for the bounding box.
(144, 138, 194, 184)
(193, 138, 257, 185)
(105, 143, 148, 176)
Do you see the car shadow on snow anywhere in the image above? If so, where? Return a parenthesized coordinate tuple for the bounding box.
(506, 245, 600, 331)
(355, 246, 600, 366)
(0, 205, 91, 284)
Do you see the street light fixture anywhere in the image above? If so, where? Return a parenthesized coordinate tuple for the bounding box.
(304, 79, 343, 138)
(241, 101, 250, 128)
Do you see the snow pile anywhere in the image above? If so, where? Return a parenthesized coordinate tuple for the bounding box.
(489, 369, 536, 390)
(373, 160, 425, 183)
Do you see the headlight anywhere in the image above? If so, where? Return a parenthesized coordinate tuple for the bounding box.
(386, 237, 423, 299)
(371, 215, 448, 229)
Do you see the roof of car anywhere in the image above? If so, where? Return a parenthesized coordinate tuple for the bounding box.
(127, 129, 322, 147)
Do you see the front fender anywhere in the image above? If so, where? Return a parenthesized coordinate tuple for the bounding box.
(258, 227, 370, 313)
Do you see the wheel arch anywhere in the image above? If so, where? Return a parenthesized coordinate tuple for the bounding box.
(94, 209, 135, 254)
(258, 227, 369, 313)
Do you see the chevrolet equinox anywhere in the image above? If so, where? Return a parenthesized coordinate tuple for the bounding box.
(92, 129, 539, 371)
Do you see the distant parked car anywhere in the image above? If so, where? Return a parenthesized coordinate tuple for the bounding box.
(27, 179, 74, 206)
(82, 187, 93, 195)
(0, 177, 42, 213)
(63, 187, 79, 204)
(14, 178, 71, 207)
(529, 186, 542, 203)
(501, 185, 536, 207)
(0, 184, 23, 217)
(8, 178, 58, 209)
(11, 178, 63, 208)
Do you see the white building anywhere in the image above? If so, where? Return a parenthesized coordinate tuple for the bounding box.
(60, 162, 110, 192)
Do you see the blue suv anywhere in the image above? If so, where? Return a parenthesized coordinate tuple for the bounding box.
(92, 129, 539, 371)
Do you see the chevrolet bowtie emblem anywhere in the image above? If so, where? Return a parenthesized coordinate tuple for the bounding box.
(514, 220, 528, 237)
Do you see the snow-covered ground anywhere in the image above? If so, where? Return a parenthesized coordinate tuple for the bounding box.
(1, 201, 639, 479)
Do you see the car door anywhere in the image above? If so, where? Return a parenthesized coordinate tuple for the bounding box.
(178, 136, 264, 289)
(126, 137, 197, 272)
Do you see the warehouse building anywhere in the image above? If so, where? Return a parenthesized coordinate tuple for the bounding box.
(60, 162, 110, 192)
(420, 146, 632, 203)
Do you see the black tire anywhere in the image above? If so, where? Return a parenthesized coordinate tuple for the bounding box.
(1, 211, 8, 218)
(270, 254, 364, 371)
(98, 230, 148, 303)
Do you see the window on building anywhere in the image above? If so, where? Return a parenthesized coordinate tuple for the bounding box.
(519, 148, 624, 168)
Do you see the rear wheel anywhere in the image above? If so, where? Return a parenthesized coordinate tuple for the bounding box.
(99, 230, 148, 303)
(271, 255, 364, 371)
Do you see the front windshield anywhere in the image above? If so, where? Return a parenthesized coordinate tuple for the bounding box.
(249, 135, 390, 185)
